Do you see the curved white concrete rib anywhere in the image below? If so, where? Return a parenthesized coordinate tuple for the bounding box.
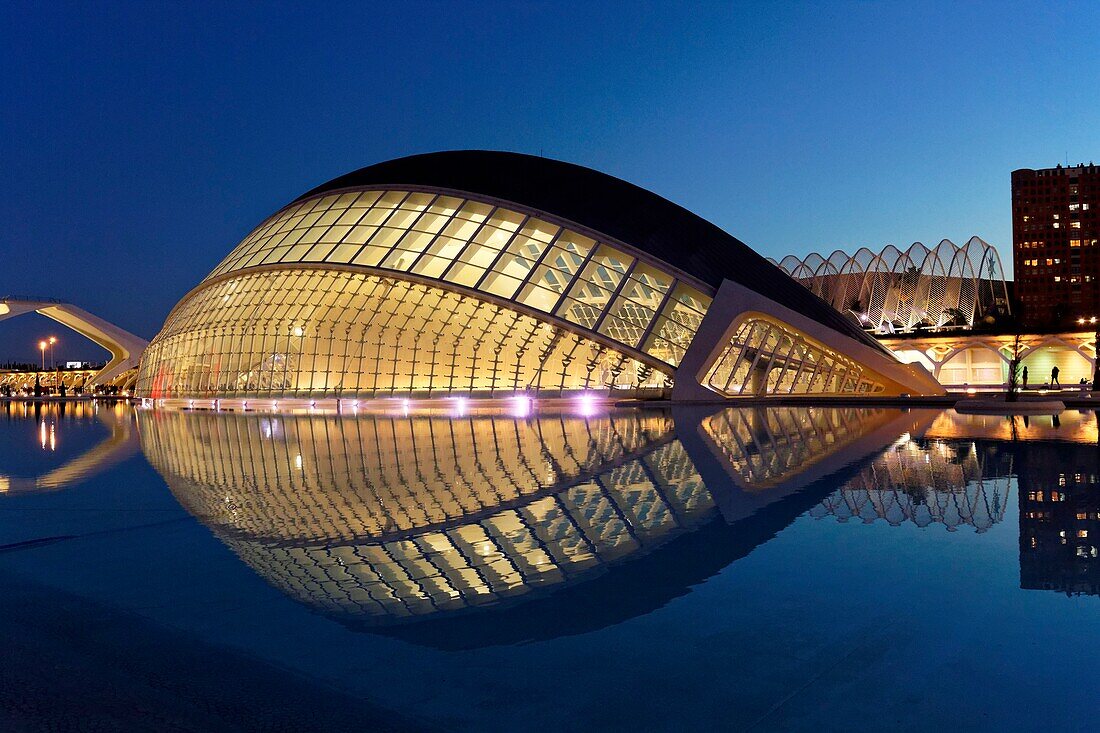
(0, 298, 148, 386)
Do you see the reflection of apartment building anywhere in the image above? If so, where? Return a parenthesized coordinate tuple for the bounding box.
(1018, 443, 1100, 596)
(1013, 163, 1100, 328)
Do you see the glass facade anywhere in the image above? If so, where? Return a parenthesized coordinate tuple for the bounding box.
(204, 189, 711, 368)
(138, 269, 668, 399)
(703, 317, 885, 398)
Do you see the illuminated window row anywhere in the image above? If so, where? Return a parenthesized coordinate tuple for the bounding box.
(204, 189, 712, 366)
(704, 318, 884, 398)
(137, 269, 671, 399)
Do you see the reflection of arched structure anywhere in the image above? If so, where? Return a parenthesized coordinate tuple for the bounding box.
(138, 405, 924, 631)
(809, 439, 1013, 532)
(0, 404, 139, 493)
(773, 237, 1011, 333)
(0, 297, 148, 386)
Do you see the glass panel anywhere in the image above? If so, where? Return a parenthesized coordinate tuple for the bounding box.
(196, 189, 707, 371)
(138, 268, 671, 398)
(351, 245, 389, 267)
(516, 283, 561, 313)
(481, 272, 523, 300)
(326, 243, 362, 264)
(445, 262, 485, 288)
(528, 265, 573, 295)
(455, 200, 492, 222)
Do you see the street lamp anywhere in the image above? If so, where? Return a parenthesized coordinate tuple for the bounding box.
(38, 340, 46, 371)
(49, 336, 59, 395)
(1079, 317, 1100, 390)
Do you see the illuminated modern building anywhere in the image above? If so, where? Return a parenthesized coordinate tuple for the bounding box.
(773, 237, 1010, 334)
(135, 151, 942, 405)
(1013, 163, 1100, 328)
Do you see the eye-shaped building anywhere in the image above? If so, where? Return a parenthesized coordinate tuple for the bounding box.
(136, 151, 942, 404)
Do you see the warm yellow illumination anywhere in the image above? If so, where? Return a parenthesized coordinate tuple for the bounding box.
(705, 315, 885, 397)
(138, 269, 668, 399)
(196, 189, 711, 368)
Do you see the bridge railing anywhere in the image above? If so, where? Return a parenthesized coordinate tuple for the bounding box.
(0, 295, 64, 304)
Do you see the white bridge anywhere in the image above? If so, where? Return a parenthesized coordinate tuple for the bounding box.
(0, 296, 148, 387)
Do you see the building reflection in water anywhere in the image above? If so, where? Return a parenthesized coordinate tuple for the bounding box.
(809, 439, 1013, 532)
(0, 400, 138, 493)
(137, 406, 923, 640)
(922, 410, 1100, 596)
(131, 406, 1100, 644)
(1017, 441, 1100, 596)
(810, 408, 1100, 597)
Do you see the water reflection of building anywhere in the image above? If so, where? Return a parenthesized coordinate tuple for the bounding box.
(809, 439, 1013, 532)
(138, 406, 920, 636)
(0, 400, 138, 493)
(875, 410, 1100, 597)
(1017, 443, 1100, 596)
(140, 410, 720, 622)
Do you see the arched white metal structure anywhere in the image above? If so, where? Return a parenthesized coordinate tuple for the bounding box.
(772, 237, 1010, 334)
(0, 296, 148, 386)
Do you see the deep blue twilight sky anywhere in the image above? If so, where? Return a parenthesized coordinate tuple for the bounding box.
(2, 1, 1099, 362)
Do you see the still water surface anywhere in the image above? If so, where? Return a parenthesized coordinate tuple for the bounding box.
(1, 401, 1098, 731)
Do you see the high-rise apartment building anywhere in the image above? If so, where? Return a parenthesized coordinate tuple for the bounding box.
(1012, 163, 1100, 328)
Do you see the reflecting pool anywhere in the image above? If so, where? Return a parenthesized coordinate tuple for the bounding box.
(1, 401, 1098, 731)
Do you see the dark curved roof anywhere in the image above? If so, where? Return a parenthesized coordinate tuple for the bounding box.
(296, 150, 886, 352)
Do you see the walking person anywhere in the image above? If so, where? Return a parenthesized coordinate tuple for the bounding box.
(1051, 365, 1060, 386)
(1022, 366, 1028, 389)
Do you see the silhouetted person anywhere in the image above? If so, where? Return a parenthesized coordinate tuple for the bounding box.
(1022, 366, 1028, 389)
(1051, 366, 1060, 386)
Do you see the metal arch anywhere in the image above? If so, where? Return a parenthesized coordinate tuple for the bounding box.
(866, 244, 905, 333)
(811, 258, 841, 306)
(834, 247, 878, 318)
(946, 243, 979, 327)
(903, 242, 934, 330)
(777, 237, 1011, 334)
(0, 297, 148, 386)
(775, 255, 802, 275)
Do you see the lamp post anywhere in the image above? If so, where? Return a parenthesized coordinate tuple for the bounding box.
(1079, 317, 1100, 390)
(38, 340, 46, 371)
(48, 336, 56, 369)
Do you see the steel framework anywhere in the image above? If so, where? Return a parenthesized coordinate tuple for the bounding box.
(771, 237, 1010, 334)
